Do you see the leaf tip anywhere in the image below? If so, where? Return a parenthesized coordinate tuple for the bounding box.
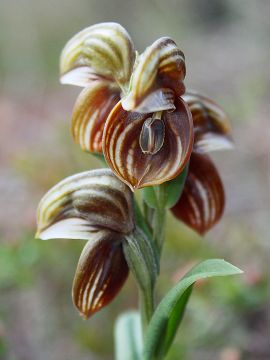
(211, 259, 244, 275)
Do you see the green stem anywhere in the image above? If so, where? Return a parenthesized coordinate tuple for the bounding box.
(139, 288, 155, 333)
(152, 186, 167, 253)
(143, 199, 154, 229)
(123, 228, 157, 334)
(127, 185, 168, 338)
(138, 186, 167, 333)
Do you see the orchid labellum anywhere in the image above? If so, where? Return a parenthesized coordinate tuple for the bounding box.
(60, 22, 193, 189)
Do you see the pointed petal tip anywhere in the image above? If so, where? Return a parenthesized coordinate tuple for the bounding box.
(34, 228, 50, 240)
(35, 227, 50, 240)
(78, 309, 91, 320)
(35, 230, 51, 241)
(224, 139, 234, 151)
(236, 268, 244, 275)
(195, 228, 206, 237)
(224, 136, 234, 148)
(75, 306, 100, 319)
(121, 97, 134, 111)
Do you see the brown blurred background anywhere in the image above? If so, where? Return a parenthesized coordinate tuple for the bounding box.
(1, 0, 270, 359)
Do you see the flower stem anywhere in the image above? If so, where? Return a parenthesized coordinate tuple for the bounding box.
(123, 227, 158, 335)
(139, 288, 155, 333)
(138, 185, 167, 334)
(143, 199, 154, 229)
(152, 186, 167, 253)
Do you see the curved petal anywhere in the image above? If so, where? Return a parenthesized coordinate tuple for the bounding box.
(60, 66, 102, 87)
(36, 169, 134, 237)
(72, 230, 128, 318)
(103, 98, 193, 189)
(60, 22, 135, 90)
(122, 37, 186, 112)
(171, 153, 225, 235)
(183, 92, 233, 153)
(125, 88, 176, 114)
(71, 81, 120, 153)
(37, 218, 98, 241)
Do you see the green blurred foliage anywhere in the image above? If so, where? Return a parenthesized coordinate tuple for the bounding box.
(0, 233, 39, 289)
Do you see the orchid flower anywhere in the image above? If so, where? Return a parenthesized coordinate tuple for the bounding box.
(36, 169, 135, 318)
(60, 22, 193, 189)
(171, 92, 233, 235)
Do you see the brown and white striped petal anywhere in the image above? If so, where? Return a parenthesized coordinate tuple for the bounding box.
(60, 22, 135, 90)
(72, 230, 128, 318)
(103, 97, 193, 189)
(183, 92, 233, 153)
(71, 81, 120, 153)
(36, 169, 134, 238)
(171, 153, 225, 235)
(122, 37, 186, 112)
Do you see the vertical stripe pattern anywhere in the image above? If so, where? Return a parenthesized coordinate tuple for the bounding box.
(171, 153, 225, 235)
(122, 37, 186, 112)
(72, 231, 128, 318)
(183, 92, 233, 153)
(60, 22, 135, 90)
(36, 169, 134, 237)
(102, 98, 193, 189)
(71, 81, 120, 153)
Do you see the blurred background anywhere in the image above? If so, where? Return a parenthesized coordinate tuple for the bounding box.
(1, 0, 270, 359)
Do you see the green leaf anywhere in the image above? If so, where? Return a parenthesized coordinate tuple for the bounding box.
(114, 311, 143, 360)
(143, 259, 243, 360)
(141, 186, 159, 209)
(141, 165, 188, 209)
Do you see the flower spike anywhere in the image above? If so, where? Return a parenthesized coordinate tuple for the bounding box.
(37, 22, 235, 327)
(60, 22, 135, 90)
